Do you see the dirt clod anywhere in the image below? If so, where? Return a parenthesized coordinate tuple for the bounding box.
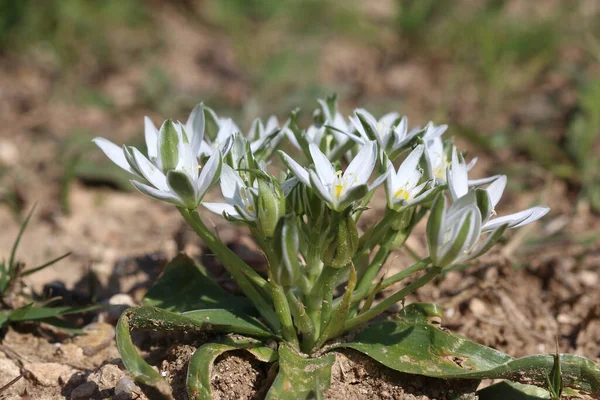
(71, 381, 98, 398)
(26, 362, 77, 387)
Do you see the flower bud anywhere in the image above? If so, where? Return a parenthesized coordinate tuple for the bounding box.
(158, 119, 180, 172)
(257, 178, 286, 238)
(272, 215, 301, 286)
(321, 212, 359, 268)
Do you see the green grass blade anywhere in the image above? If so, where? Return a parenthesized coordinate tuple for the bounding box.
(21, 252, 71, 277)
(8, 204, 36, 274)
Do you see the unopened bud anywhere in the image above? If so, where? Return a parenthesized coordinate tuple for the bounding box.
(322, 212, 359, 268)
(257, 178, 285, 238)
(272, 215, 300, 286)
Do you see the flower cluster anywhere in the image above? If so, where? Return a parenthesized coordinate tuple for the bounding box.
(95, 97, 549, 351)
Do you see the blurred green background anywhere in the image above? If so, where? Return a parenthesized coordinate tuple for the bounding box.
(0, 0, 599, 214)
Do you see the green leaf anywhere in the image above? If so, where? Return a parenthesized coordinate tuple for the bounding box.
(266, 343, 335, 400)
(477, 381, 550, 400)
(334, 305, 600, 396)
(182, 309, 275, 338)
(7, 304, 103, 321)
(126, 306, 274, 339)
(116, 309, 173, 399)
(187, 337, 276, 400)
(143, 254, 252, 313)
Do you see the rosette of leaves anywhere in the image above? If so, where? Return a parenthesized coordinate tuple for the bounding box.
(117, 254, 600, 399)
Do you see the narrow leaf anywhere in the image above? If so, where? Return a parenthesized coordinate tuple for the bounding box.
(116, 310, 173, 399)
(143, 254, 252, 313)
(266, 344, 335, 400)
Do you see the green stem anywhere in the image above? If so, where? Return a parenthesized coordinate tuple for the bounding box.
(319, 266, 344, 331)
(357, 208, 393, 253)
(334, 257, 430, 311)
(351, 229, 396, 307)
(285, 289, 314, 336)
(352, 189, 375, 221)
(343, 266, 441, 332)
(189, 210, 270, 292)
(271, 283, 299, 348)
(178, 208, 280, 332)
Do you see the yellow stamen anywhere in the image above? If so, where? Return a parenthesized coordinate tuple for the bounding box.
(334, 184, 343, 199)
(394, 189, 410, 200)
(247, 205, 255, 212)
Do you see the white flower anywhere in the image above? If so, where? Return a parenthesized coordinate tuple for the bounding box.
(427, 192, 483, 267)
(348, 109, 399, 148)
(279, 141, 386, 211)
(199, 113, 239, 158)
(446, 147, 550, 232)
(385, 145, 434, 209)
(288, 99, 351, 160)
(203, 164, 258, 221)
(247, 116, 288, 154)
(93, 119, 222, 208)
(317, 98, 351, 148)
(424, 136, 449, 181)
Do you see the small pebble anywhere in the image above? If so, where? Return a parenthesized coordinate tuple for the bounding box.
(71, 381, 98, 398)
(106, 294, 136, 323)
(115, 377, 136, 396)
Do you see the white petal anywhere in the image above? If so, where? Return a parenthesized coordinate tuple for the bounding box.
(131, 147, 169, 191)
(486, 175, 507, 208)
(203, 202, 240, 218)
(468, 175, 502, 186)
(448, 147, 469, 200)
(466, 156, 478, 171)
(265, 116, 279, 134)
(199, 140, 213, 157)
(144, 117, 159, 159)
(220, 164, 245, 200)
(317, 99, 332, 121)
(482, 206, 549, 231)
(93, 137, 135, 174)
(196, 151, 221, 199)
(281, 177, 300, 197)
(344, 141, 376, 186)
(130, 180, 183, 206)
(397, 145, 424, 181)
(368, 168, 389, 191)
(185, 103, 206, 157)
(279, 151, 310, 187)
(309, 143, 336, 185)
(309, 170, 333, 206)
(349, 115, 369, 142)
